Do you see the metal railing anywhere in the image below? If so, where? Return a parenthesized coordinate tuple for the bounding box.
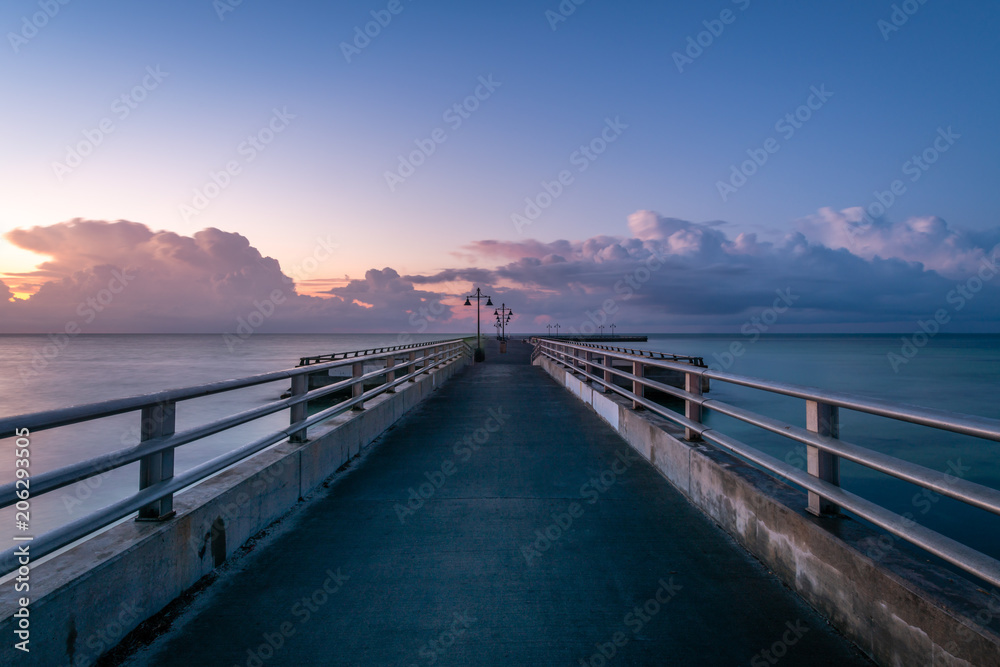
(0, 340, 467, 574)
(534, 338, 1000, 588)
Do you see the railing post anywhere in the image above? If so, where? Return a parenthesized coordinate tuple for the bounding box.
(385, 355, 396, 394)
(602, 353, 613, 393)
(408, 351, 417, 381)
(632, 360, 644, 410)
(352, 361, 365, 410)
(685, 370, 703, 441)
(806, 400, 840, 516)
(585, 350, 595, 382)
(289, 373, 308, 443)
(137, 400, 176, 521)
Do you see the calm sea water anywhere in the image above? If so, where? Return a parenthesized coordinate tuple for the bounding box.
(1, 334, 998, 574)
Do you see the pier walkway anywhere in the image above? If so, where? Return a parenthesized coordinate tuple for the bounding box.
(121, 339, 870, 666)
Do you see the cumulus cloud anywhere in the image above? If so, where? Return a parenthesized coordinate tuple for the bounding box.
(0, 220, 449, 334)
(2, 211, 998, 334)
(445, 210, 1000, 332)
(796, 207, 1000, 279)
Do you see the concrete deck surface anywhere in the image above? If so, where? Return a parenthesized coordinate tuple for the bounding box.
(121, 338, 872, 666)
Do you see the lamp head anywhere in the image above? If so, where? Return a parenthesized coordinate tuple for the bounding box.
(486, 297, 493, 306)
(464, 298, 471, 306)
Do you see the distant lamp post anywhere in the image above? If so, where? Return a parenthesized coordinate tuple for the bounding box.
(464, 287, 492, 362)
(598, 325, 605, 337)
(546, 324, 554, 336)
(554, 324, 561, 336)
(610, 323, 617, 338)
(494, 303, 513, 341)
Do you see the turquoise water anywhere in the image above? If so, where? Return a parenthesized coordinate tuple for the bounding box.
(635, 334, 1000, 571)
(1, 333, 998, 576)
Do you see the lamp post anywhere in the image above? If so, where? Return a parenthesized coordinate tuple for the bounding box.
(610, 323, 616, 338)
(554, 324, 561, 336)
(464, 287, 492, 361)
(494, 303, 513, 341)
(598, 325, 605, 337)
(546, 324, 554, 336)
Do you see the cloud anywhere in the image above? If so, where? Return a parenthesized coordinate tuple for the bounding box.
(438, 210, 1000, 332)
(2, 210, 998, 334)
(796, 207, 1000, 279)
(0, 219, 450, 334)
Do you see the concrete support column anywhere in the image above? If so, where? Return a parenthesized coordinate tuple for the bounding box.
(352, 361, 365, 411)
(289, 374, 309, 443)
(685, 371, 703, 441)
(385, 355, 396, 393)
(137, 400, 176, 521)
(632, 361, 644, 410)
(806, 400, 840, 516)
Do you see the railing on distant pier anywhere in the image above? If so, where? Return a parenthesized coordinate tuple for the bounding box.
(533, 338, 1000, 589)
(0, 340, 468, 574)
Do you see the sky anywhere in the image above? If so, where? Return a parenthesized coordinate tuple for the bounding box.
(1, 0, 999, 334)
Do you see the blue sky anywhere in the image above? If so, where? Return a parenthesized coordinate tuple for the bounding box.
(1, 0, 999, 333)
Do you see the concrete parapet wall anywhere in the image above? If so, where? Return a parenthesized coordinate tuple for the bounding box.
(0, 355, 469, 667)
(538, 356, 1000, 667)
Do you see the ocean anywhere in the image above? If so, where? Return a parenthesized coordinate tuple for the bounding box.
(1, 333, 998, 572)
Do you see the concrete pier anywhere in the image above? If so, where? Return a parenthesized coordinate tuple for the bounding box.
(118, 339, 871, 666)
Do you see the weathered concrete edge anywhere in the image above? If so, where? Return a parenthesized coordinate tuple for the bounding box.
(0, 355, 470, 667)
(538, 356, 1000, 667)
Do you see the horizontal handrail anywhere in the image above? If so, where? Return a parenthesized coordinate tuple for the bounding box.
(0, 346, 454, 509)
(0, 340, 455, 437)
(538, 339, 1000, 441)
(0, 340, 467, 574)
(298, 340, 446, 366)
(534, 338, 1000, 588)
